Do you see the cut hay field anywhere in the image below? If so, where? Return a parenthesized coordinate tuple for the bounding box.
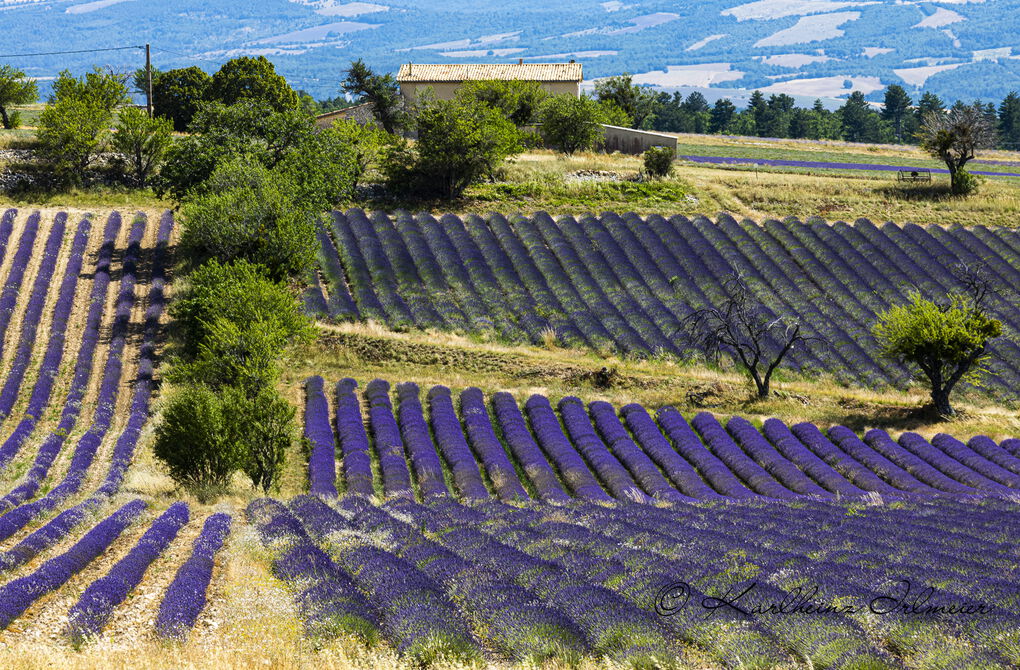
(0, 209, 1019, 670)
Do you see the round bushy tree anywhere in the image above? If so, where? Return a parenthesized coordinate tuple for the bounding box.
(209, 56, 298, 110)
(153, 66, 211, 131)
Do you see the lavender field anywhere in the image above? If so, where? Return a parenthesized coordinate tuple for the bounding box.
(310, 210, 1020, 400)
(2, 208, 1019, 669)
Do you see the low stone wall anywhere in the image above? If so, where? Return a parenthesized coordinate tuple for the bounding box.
(601, 124, 677, 155)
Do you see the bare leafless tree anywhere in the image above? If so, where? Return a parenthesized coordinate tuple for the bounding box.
(950, 261, 1007, 312)
(680, 274, 816, 399)
(920, 106, 996, 194)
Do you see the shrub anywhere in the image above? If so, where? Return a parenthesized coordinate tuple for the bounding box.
(277, 121, 363, 211)
(49, 67, 129, 112)
(153, 385, 244, 498)
(383, 93, 522, 198)
(172, 316, 288, 391)
(537, 95, 607, 154)
(170, 258, 311, 360)
(112, 106, 174, 183)
(456, 80, 548, 126)
(177, 159, 318, 280)
(643, 146, 675, 178)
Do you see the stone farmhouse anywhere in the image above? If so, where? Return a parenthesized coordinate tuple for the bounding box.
(396, 61, 582, 104)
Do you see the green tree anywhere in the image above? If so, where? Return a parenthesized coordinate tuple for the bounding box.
(537, 94, 607, 154)
(873, 290, 1001, 417)
(158, 99, 313, 199)
(998, 91, 1020, 149)
(881, 84, 913, 143)
(341, 59, 405, 133)
(920, 105, 996, 194)
(153, 385, 245, 498)
(594, 73, 659, 128)
(152, 66, 211, 131)
(838, 91, 882, 142)
(383, 93, 521, 198)
(0, 64, 37, 129)
(112, 106, 173, 183)
(37, 96, 112, 183)
(915, 92, 945, 131)
(174, 316, 288, 391)
(178, 159, 318, 280)
(277, 120, 365, 210)
(209, 56, 299, 110)
(50, 67, 129, 111)
(229, 385, 295, 494)
(131, 65, 163, 98)
(456, 79, 548, 126)
(709, 98, 736, 134)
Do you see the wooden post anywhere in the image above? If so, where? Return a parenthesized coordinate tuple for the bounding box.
(145, 43, 153, 117)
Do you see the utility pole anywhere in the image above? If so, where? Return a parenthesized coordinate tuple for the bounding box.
(145, 43, 152, 117)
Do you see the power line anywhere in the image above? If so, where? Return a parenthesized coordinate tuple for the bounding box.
(0, 45, 144, 58)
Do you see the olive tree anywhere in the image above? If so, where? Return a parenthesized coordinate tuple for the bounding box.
(873, 275, 1002, 418)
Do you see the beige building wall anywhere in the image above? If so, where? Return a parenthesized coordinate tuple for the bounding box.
(400, 80, 579, 105)
(601, 124, 678, 155)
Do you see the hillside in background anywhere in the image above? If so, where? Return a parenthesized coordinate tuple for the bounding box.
(1, 0, 1018, 103)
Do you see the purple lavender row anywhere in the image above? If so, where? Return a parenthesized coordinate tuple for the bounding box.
(390, 211, 470, 333)
(0, 213, 120, 510)
(0, 213, 69, 426)
(761, 419, 872, 498)
(95, 211, 173, 501)
(368, 211, 446, 330)
(0, 499, 146, 631)
(691, 412, 799, 499)
(0, 211, 40, 361)
(654, 406, 759, 498)
(967, 435, 1020, 476)
(344, 209, 416, 328)
(66, 502, 190, 645)
(587, 400, 693, 503)
(290, 496, 482, 664)
(895, 431, 1015, 495)
(301, 267, 329, 316)
(427, 385, 489, 500)
(931, 434, 1020, 489)
(245, 498, 379, 644)
(0, 209, 15, 264)
(619, 403, 724, 500)
(557, 396, 651, 503)
(559, 214, 678, 354)
(0, 213, 145, 543)
(726, 416, 833, 498)
(865, 430, 985, 496)
(824, 425, 943, 495)
(459, 387, 528, 501)
(364, 379, 414, 499)
(523, 394, 613, 503)
(394, 382, 448, 498)
(304, 376, 338, 497)
(491, 391, 570, 503)
(155, 512, 232, 641)
(1002, 438, 1020, 456)
(327, 212, 387, 322)
(313, 221, 359, 321)
(334, 378, 375, 497)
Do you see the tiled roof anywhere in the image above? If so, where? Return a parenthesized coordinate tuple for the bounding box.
(397, 62, 582, 83)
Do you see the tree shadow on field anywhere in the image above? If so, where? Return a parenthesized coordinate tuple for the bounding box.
(832, 399, 950, 433)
